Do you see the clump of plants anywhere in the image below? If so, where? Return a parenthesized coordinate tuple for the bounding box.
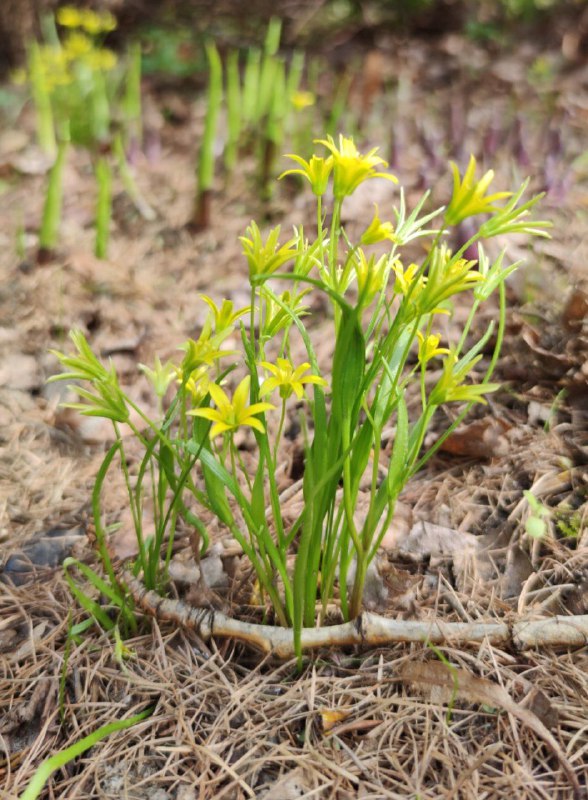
(50, 134, 549, 663)
(16, 6, 148, 260)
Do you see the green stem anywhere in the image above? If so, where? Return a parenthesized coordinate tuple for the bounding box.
(455, 298, 480, 358)
(273, 398, 287, 465)
(113, 422, 146, 576)
(40, 139, 68, 251)
(94, 155, 112, 260)
(29, 42, 56, 157)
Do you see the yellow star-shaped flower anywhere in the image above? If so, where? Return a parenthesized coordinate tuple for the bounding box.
(259, 358, 328, 400)
(445, 155, 511, 226)
(315, 134, 397, 199)
(189, 376, 274, 438)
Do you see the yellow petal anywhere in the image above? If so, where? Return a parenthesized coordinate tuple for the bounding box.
(244, 417, 265, 434)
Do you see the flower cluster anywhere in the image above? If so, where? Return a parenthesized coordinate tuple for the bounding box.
(56, 6, 117, 34)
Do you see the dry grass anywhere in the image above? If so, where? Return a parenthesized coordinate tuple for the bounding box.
(1, 573, 587, 799)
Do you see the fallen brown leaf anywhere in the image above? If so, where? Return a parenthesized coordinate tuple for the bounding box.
(440, 417, 511, 459)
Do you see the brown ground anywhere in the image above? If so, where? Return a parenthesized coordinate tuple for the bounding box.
(1, 14, 587, 800)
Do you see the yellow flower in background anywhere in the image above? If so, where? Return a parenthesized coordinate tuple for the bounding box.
(416, 332, 450, 364)
(179, 335, 236, 375)
(79, 8, 117, 34)
(85, 48, 118, 71)
(261, 288, 311, 339)
(57, 6, 117, 34)
(63, 31, 93, 59)
(279, 154, 333, 197)
(420, 245, 483, 312)
(445, 155, 511, 226)
(291, 90, 315, 111)
(56, 6, 83, 28)
(139, 356, 176, 399)
(175, 364, 211, 405)
(315, 134, 397, 199)
(360, 205, 397, 246)
(259, 358, 328, 400)
(189, 376, 275, 438)
(37, 46, 72, 90)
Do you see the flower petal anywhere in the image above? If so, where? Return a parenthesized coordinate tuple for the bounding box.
(232, 376, 251, 415)
(244, 417, 266, 434)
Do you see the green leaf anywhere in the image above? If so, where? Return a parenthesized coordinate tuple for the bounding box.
(331, 306, 365, 425)
(349, 416, 374, 498)
(19, 708, 153, 800)
(63, 558, 119, 632)
(387, 394, 409, 498)
(251, 450, 267, 529)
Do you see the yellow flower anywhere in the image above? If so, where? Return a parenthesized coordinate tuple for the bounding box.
(416, 332, 450, 364)
(279, 154, 333, 196)
(315, 134, 397, 199)
(56, 6, 83, 28)
(63, 31, 93, 59)
(360, 205, 397, 245)
(262, 288, 311, 339)
(79, 9, 117, 34)
(291, 90, 315, 111)
(259, 358, 328, 400)
(353, 250, 388, 306)
(179, 335, 235, 375)
(139, 356, 175, 398)
(420, 245, 483, 312)
(429, 351, 500, 406)
(391, 261, 425, 297)
(57, 7, 117, 35)
(85, 48, 118, 71)
(240, 222, 298, 277)
(200, 295, 249, 339)
(445, 155, 511, 226)
(175, 364, 211, 405)
(189, 376, 275, 438)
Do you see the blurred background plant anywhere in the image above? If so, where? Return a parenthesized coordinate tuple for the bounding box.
(193, 17, 318, 228)
(14, 5, 149, 259)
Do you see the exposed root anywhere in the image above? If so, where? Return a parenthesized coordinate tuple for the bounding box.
(123, 572, 588, 659)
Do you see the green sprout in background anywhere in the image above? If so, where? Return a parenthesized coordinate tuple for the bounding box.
(192, 18, 319, 227)
(193, 40, 222, 230)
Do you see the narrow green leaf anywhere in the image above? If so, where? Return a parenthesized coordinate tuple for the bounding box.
(387, 393, 409, 498)
(331, 306, 365, 425)
(19, 708, 153, 800)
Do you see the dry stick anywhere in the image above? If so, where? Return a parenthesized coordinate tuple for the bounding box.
(123, 572, 588, 659)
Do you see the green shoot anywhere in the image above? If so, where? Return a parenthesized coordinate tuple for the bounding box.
(194, 40, 223, 229)
(19, 708, 153, 800)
